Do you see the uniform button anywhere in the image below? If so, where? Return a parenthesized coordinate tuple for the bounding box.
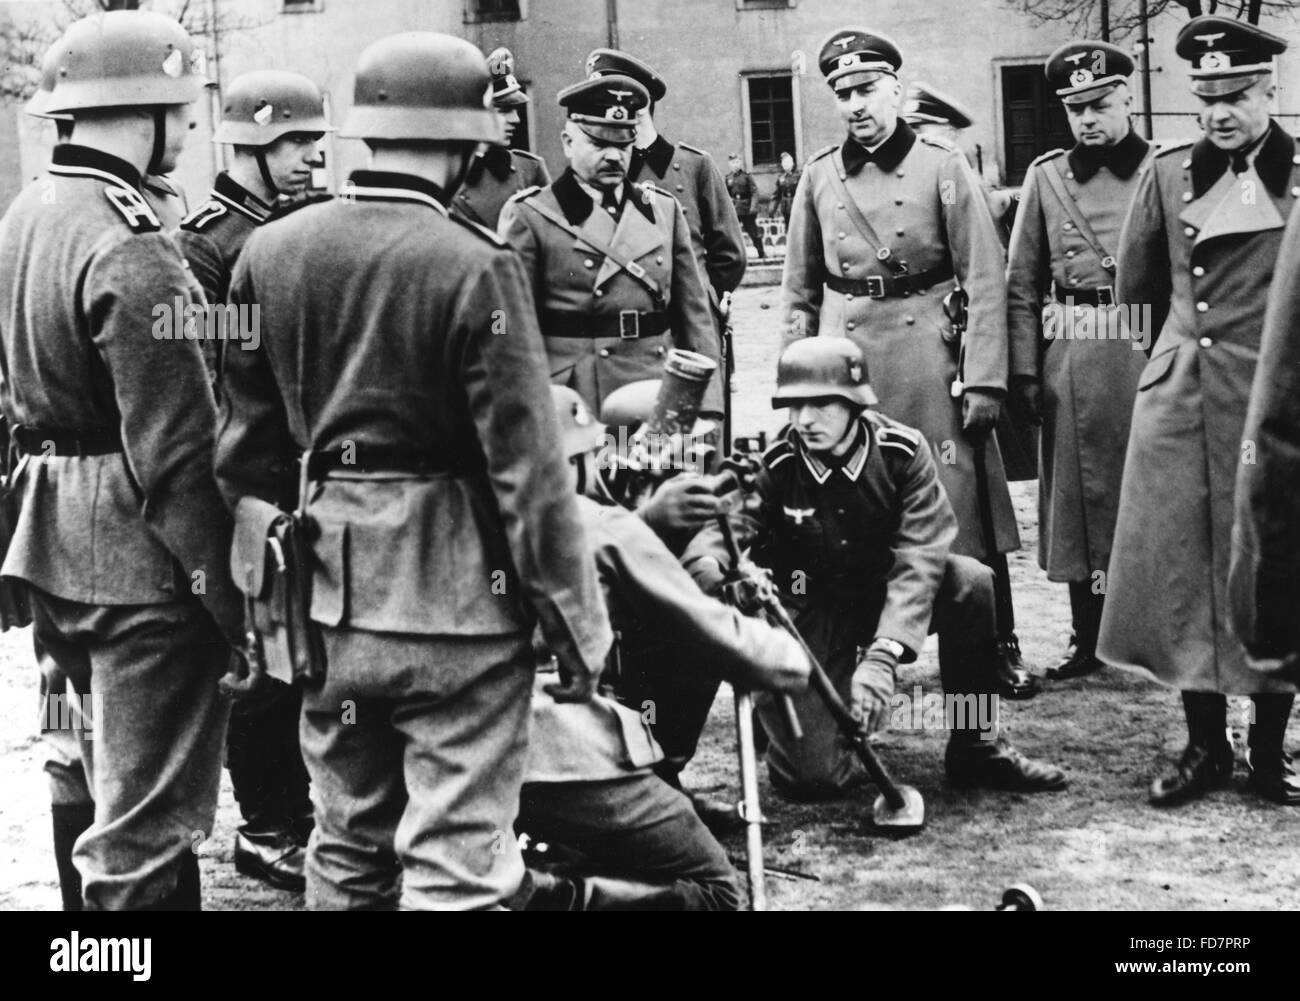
(1293, 155, 1300, 166)
(837, 202, 845, 209)
(594, 289, 604, 297)
(598, 348, 611, 358)
(845, 293, 854, 302)
(655, 346, 666, 356)
(1184, 226, 1196, 237)
(1066, 171, 1075, 180)
(839, 232, 847, 240)
(905, 316, 915, 325)
(1292, 187, 1300, 197)
(896, 171, 904, 178)
(674, 163, 682, 170)
(896, 228, 904, 236)
(1199, 336, 1213, 348)
(656, 255, 664, 263)
(1063, 222, 1074, 231)
(584, 258, 595, 268)
(1196, 301, 1209, 313)
(1193, 265, 1205, 277)
(1182, 192, 1193, 202)
(842, 261, 851, 271)
(1066, 250, 1075, 258)
(846, 321, 856, 330)
(676, 184, 685, 192)
(894, 198, 904, 206)
(1182, 158, 1192, 169)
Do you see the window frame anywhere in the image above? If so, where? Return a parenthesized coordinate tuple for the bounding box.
(741, 69, 802, 172)
(464, 0, 526, 24)
(281, 0, 323, 13)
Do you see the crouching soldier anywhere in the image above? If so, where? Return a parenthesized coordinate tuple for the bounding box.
(512, 387, 809, 909)
(684, 339, 1066, 801)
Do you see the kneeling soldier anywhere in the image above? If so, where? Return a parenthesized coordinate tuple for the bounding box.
(685, 339, 1066, 800)
(512, 387, 808, 910)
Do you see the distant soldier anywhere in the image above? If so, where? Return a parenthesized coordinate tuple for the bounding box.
(774, 151, 801, 230)
(1099, 17, 1300, 807)
(684, 339, 1065, 800)
(216, 32, 612, 909)
(454, 47, 551, 230)
(725, 153, 767, 261)
(177, 70, 333, 894)
(499, 76, 721, 417)
(1006, 42, 1151, 682)
(0, 10, 242, 910)
(782, 27, 1036, 701)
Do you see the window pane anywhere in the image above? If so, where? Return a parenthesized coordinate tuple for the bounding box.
(747, 74, 794, 167)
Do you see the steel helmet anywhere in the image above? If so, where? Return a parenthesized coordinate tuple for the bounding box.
(551, 386, 606, 459)
(44, 10, 206, 115)
(25, 38, 73, 121)
(772, 338, 878, 408)
(486, 48, 529, 108)
(340, 32, 503, 143)
(213, 70, 334, 146)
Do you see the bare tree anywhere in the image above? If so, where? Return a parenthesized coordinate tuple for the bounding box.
(1004, 0, 1300, 35)
(0, 0, 270, 103)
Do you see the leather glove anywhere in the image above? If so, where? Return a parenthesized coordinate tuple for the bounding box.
(640, 476, 723, 535)
(544, 650, 603, 704)
(850, 643, 898, 736)
(1010, 375, 1043, 426)
(962, 389, 1003, 435)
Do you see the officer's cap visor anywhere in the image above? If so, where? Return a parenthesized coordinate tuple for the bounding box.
(1190, 71, 1271, 98)
(1060, 79, 1125, 105)
(831, 68, 892, 93)
(571, 115, 637, 145)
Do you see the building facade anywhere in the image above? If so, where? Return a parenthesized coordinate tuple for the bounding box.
(3, 0, 1299, 214)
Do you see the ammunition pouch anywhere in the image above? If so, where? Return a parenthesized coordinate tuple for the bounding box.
(231, 496, 326, 686)
(0, 454, 31, 631)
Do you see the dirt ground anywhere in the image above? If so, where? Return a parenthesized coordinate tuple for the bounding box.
(2, 281, 1299, 911)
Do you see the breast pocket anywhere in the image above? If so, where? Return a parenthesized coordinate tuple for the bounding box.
(1137, 344, 1178, 392)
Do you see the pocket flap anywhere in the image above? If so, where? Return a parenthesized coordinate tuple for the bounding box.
(1138, 345, 1178, 391)
(231, 496, 292, 599)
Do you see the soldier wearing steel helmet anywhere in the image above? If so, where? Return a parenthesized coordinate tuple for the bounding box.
(454, 47, 551, 231)
(507, 385, 807, 911)
(782, 28, 1038, 703)
(0, 10, 242, 910)
(214, 32, 611, 910)
(176, 69, 334, 895)
(684, 338, 1065, 801)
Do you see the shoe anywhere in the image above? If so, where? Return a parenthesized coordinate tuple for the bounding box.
(691, 794, 743, 836)
(1047, 637, 1105, 680)
(995, 636, 1039, 700)
(1148, 743, 1233, 807)
(1244, 750, 1300, 805)
(234, 826, 306, 893)
(946, 737, 1068, 792)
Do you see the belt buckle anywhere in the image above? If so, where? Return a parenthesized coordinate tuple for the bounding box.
(619, 310, 641, 339)
(1097, 285, 1115, 306)
(865, 275, 887, 299)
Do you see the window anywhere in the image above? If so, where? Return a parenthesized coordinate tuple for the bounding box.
(467, 0, 522, 21)
(282, 0, 322, 12)
(746, 74, 797, 168)
(737, 0, 796, 9)
(1001, 64, 1072, 186)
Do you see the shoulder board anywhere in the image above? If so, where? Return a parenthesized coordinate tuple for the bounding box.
(876, 425, 922, 458)
(513, 149, 544, 163)
(507, 184, 543, 204)
(1029, 148, 1066, 168)
(103, 185, 161, 234)
(918, 134, 957, 153)
(807, 144, 839, 165)
(1154, 138, 1196, 159)
(677, 142, 708, 157)
(180, 200, 226, 233)
(642, 182, 675, 201)
(449, 211, 508, 247)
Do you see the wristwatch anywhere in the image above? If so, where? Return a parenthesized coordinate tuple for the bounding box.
(872, 637, 906, 660)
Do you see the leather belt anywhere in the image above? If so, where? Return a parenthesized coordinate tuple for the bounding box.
(1053, 284, 1115, 307)
(541, 309, 669, 340)
(825, 263, 954, 300)
(12, 424, 122, 457)
(305, 446, 455, 479)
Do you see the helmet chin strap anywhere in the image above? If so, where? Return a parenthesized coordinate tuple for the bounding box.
(255, 148, 280, 199)
(147, 107, 167, 176)
(570, 454, 588, 497)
